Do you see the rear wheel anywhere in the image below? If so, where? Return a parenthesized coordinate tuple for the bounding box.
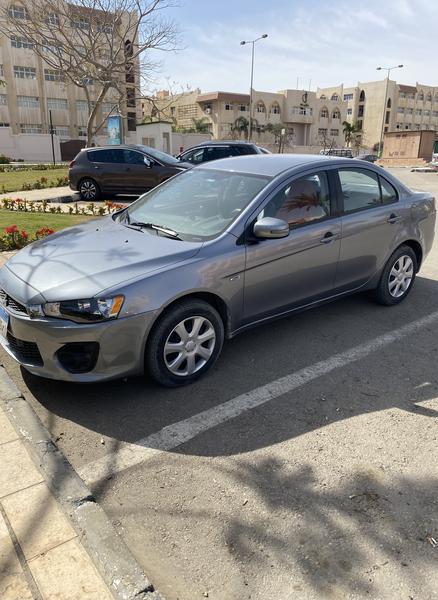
(374, 245, 417, 306)
(146, 299, 224, 387)
(78, 178, 101, 201)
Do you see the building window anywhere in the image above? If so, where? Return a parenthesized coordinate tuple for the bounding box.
(256, 101, 266, 113)
(320, 107, 329, 118)
(71, 16, 90, 29)
(126, 88, 136, 108)
(77, 126, 87, 137)
(14, 66, 36, 79)
(45, 13, 59, 26)
(359, 90, 365, 102)
(405, 124, 411, 129)
(358, 105, 364, 117)
(424, 110, 430, 116)
(47, 97, 68, 110)
(53, 126, 69, 138)
(0, 122, 10, 127)
(203, 103, 212, 113)
(169, 106, 176, 117)
(416, 109, 422, 116)
(83, 77, 94, 85)
(20, 124, 42, 133)
(11, 35, 33, 49)
(44, 69, 64, 82)
(239, 104, 246, 112)
(332, 109, 341, 119)
(8, 5, 28, 19)
(399, 92, 406, 99)
(320, 95, 327, 100)
(331, 94, 338, 101)
(0, 95, 7, 106)
(397, 107, 404, 114)
(406, 108, 413, 114)
(270, 102, 281, 114)
(330, 128, 339, 136)
(127, 112, 136, 131)
(433, 111, 438, 117)
(17, 95, 39, 108)
(76, 100, 88, 112)
(318, 128, 328, 136)
(347, 108, 352, 115)
(417, 92, 424, 101)
(343, 93, 353, 101)
(43, 44, 62, 55)
(0, 65, 3, 77)
(224, 102, 233, 110)
(426, 93, 432, 102)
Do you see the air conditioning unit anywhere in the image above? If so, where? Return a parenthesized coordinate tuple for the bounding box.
(205, 108, 211, 114)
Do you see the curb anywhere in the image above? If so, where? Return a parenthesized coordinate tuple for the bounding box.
(0, 365, 164, 600)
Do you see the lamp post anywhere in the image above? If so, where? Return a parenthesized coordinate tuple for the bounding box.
(376, 64, 403, 157)
(240, 34, 268, 142)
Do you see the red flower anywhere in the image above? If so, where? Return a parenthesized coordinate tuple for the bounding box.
(20, 230, 28, 239)
(5, 225, 18, 234)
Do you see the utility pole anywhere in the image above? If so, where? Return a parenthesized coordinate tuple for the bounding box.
(240, 34, 268, 142)
(48, 109, 55, 166)
(376, 64, 403, 157)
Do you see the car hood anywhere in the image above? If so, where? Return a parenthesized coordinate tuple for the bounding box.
(1, 216, 203, 303)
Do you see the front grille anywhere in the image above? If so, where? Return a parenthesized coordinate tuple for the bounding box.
(0, 289, 27, 314)
(6, 332, 43, 366)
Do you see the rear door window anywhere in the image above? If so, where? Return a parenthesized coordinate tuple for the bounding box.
(123, 150, 146, 165)
(181, 148, 205, 164)
(204, 147, 234, 161)
(338, 168, 398, 213)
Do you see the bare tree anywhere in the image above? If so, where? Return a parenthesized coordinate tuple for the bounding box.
(0, 0, 179, 146)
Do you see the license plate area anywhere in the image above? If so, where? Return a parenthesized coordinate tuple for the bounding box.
(0, 304, 9, 339)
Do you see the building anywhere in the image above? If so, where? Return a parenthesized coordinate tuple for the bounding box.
(318, 80, 438, 149)
(143, 87, 347, 149)
(0, 1, 141, 159)
(380, 130, 437, 167)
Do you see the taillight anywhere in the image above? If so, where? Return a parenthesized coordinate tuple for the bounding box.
(69, 160, 76, 168)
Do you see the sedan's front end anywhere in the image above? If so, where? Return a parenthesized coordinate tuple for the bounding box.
(0, 280, 158, 382)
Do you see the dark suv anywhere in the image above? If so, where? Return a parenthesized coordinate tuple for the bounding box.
(69, 145, 190, 200)
(177, 140, 269, 165)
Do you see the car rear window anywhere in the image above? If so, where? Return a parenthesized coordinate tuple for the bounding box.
(88, 149, 123, 163)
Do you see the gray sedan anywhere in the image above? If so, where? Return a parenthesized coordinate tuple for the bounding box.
(0, 155, 435, 386)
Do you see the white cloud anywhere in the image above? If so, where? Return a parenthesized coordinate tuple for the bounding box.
(150, 0, 438, 94)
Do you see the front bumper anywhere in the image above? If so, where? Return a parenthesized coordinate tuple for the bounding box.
(0, 308, 158, 382)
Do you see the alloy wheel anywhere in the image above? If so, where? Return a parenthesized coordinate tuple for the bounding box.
(164, 316, 216, 377)
(80, 180, 97, 200)
(388, 255, 414, 298)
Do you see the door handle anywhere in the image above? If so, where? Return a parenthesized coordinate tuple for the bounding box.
(320, 231, 336, 244)
(387, 213, 399, 224)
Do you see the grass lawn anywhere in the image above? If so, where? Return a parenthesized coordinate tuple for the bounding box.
(0, 209, 97, 236)
(0, 168, 69, 193)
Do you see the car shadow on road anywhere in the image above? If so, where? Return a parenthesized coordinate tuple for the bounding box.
(16, 274, 438, 457)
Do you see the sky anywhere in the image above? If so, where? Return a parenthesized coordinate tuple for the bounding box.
(149, 0, 437, 95)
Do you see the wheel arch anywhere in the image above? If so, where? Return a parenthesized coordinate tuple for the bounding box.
(399, 239, 423, 271)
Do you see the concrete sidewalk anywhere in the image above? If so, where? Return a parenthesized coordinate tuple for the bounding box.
(0, 186, 77, 204)
(0, 403, 113, 600)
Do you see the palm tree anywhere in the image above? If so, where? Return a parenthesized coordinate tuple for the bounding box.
(231, 116, 249, 139)
(192, 117, 210, 134)
(342, 121, 359, 147)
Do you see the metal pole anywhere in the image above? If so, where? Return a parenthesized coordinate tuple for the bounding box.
(378, 70, 390, 157)
(49, 109, 55, 166)
(248, 41, 255, 142)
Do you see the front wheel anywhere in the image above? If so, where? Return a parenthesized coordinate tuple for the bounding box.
(374, 245, 417, 306)
(78, 178, 101, 201)
(145, 299, 224, 387)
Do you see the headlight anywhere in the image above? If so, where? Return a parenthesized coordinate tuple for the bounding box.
(42, 296, 124, 323)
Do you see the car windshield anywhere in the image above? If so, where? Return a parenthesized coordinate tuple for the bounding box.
(124, 168, 271, 241)
(136, 145, 180, 165)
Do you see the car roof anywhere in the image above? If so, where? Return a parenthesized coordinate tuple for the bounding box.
(196, 153, 357, 177)
(189, 140, 257, 147)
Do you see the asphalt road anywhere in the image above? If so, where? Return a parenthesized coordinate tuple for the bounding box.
(2, 168, 438, 600)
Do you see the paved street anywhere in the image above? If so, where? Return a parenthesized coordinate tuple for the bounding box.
(1, 168, 438, 600)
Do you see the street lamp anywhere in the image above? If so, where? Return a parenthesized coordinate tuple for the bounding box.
(376, 64, 403, 156)
(240, 34, 268, 142)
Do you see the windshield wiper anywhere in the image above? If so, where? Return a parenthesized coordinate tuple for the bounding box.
(127, 220, 182, 240)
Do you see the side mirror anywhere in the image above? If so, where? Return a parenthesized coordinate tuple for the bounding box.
(253, 217, 289, 239)
(144, 157, 151, 167)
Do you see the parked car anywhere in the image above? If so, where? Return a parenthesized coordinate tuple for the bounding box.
(355, 153, 379, 163)
(69, 144, 191, 201)
(0, 155, 435, 386)
(177, 140, 269, 164)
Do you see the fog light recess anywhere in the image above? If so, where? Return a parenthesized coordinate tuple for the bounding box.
(56, 342, 99, 374)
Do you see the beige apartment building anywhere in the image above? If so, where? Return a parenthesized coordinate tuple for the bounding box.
(143, 87, 348, 148)
(318, 80, 438, 149)
(0, 2, 141, 159)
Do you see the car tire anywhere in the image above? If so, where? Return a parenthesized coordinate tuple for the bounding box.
(374, 245, 417, 306)
(145, 299, 224, 387)
(78, 178, 101, 201)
